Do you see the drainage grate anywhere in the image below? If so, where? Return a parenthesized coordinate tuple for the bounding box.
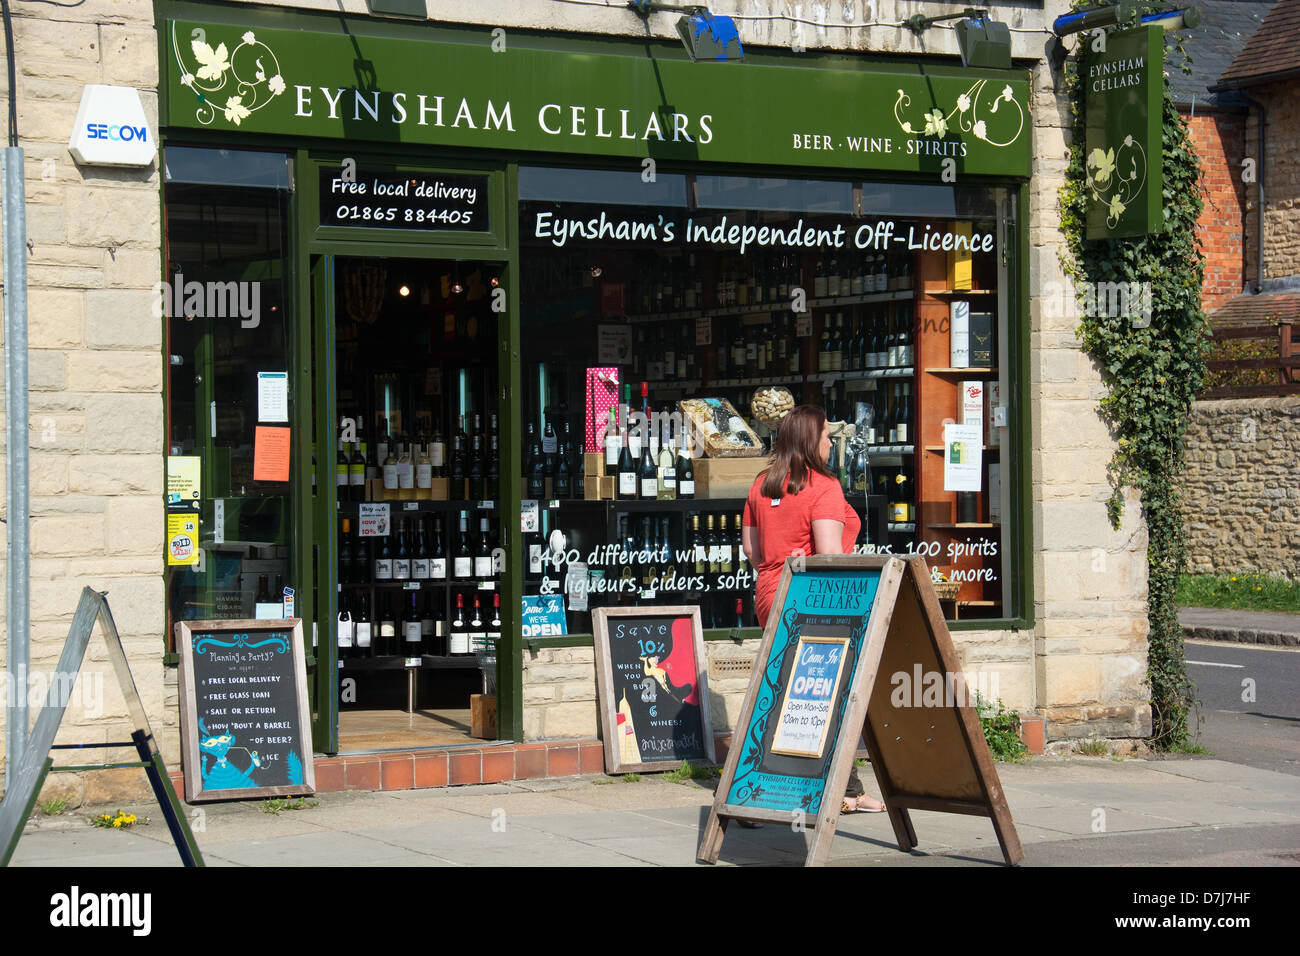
(709, 656, 756, 679)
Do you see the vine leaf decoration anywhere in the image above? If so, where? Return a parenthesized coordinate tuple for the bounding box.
(893, 80, 1025, 148)
(1086, 134, 1146, 228)
(173, 26, 286, 127)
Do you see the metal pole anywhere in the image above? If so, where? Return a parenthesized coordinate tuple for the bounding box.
(3, 144, 29, 791)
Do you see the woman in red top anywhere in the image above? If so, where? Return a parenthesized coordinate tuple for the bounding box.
(741, 404, 884, 814)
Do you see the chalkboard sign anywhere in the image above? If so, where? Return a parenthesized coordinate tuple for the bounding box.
(591, 606, 716, 774)
(318, 167, 489, 231)
(176, 618, 315, 802)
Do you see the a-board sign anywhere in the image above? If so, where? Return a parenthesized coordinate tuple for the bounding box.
(318, 167, 490, 232)
(591, 606, 717, 773)
(698, 555, 1023, 867)
(176, 618, 315, 802)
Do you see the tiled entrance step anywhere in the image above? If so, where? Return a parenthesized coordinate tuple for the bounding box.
(169, 734, 740, 799)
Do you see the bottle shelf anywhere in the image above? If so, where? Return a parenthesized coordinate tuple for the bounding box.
(927, 523, 999, 529)
(923, 445, 999, 453)
(866, 444, 915, 455)
(624, 289, 914, 324)
(888, 523, 916, 533)
(925, 289, 997, 297)
(924, 367, 998, 376)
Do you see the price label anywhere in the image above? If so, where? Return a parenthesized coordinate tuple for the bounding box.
(404, 502, 419, 511)
(695, 317, 712, 346)
(359, 503, 390, 537)
(796, 315, 814, 338)
(404, 657, 421, 668)
(521, 500, 539, 532)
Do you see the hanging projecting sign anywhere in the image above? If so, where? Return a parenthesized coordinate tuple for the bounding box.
(67, 85, 156, 167)
(1084, 26, 1163, 239)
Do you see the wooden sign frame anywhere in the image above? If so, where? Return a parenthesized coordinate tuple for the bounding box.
(591, 605, 717, 774)
(2, 588, 203, 867)
(698, 554, 1023, 867)
(176, 617, 316, 802)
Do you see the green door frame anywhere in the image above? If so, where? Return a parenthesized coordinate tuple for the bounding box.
(297, 150, 524, 751)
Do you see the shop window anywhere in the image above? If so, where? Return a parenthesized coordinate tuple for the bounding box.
(519, 167, 1016, 631)
(163, 147, 294, 646)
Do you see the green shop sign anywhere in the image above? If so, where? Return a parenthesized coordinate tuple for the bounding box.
(162, 18, 1030, 178)
(1084, 25, 1163, 239)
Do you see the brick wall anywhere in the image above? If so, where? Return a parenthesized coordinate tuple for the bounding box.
(1186, 111, 1248, 310)
(0, 0, 164, 806)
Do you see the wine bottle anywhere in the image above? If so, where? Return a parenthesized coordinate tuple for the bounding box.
(656, 417, 677, 500)
(349, 439, 367, 503)
(639, 422, 658, 500)
(354, 592, 373, 657)
(453, 511, 473, 580)
(374, 527, 394, 581)
(692, 514, 707, 577)
(718, 514, 734, 575)
(421, 589, 439, 656)
(339, 517, 354, 585)
(449, 593, 470, 655)
(336, 437, 350, 501)
(336, 588, 354, 660)
(430, 515, 448, 581)
(677, 430, 695, 499)
(403, 590, 423, 657)
(604, 407, 620, 473)
(617, 421, 637, 499)
(706, 513, 720, 574)
(488, 593, 502, 647)
(378, 595, 397, 657)
(382, 440, 400, 501)
(392, 518, 411, 581)
(469, 595, 487, 654)
(475, 516, 495, 581)
(411, 517, 430, 580)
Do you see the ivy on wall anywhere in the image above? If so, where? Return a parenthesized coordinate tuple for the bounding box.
(1058, 23, 1210, 748)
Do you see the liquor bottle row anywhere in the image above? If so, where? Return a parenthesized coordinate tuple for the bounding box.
(628, 248, 914, 316)
(335, 412, 502, 502)
(631, 305, 915, 383)
(590, 390, 696, 501)
(339, 512, 501, 585)
(335, 588, 500, 659)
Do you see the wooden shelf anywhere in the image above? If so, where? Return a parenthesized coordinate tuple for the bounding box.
(923, 445, 997, 452)
(924, 367, 998, 375)
(927, 523, 999, 529)
(924, 289, 997, 296)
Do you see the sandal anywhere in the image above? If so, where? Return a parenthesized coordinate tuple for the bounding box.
(841, 797, 886, 814)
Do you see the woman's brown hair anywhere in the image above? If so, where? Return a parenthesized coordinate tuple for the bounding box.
(760, 404, 834, 499)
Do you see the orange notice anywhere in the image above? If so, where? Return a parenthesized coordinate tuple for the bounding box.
(253, 426, 291, 482)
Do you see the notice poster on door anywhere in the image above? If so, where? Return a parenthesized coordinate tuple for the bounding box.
(167, 456, 202, 510)
(943, 422, 982, 492)
(167, 513, 200, 566)
(253, 426, 291, 483)
(771, 635, 851, 759)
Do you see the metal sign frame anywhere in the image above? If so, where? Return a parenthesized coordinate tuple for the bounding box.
(1, 588, 203, 867)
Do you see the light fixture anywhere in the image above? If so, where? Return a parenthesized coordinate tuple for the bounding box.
(590, 266, 603, 279)
(906, 8, 1012, 69)
(398, 284, 410, 297)
(628, 2, 744, 61)
(1052, 3, 1200, 38)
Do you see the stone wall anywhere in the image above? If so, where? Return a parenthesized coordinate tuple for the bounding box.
(1182, 397, 1300, 579)
(0, 0, 164, 805)
(1026, 0, 1152, 744)
(522, 629, 1037, 744)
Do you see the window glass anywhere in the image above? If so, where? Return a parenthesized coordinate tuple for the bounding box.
(519, 167, 1015, 631)
(163, 147, 294, 644)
